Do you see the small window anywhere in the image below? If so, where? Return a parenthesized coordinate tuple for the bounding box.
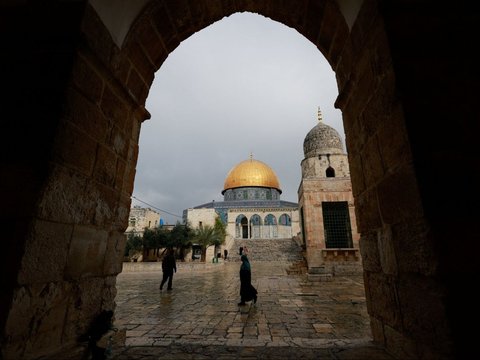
(326, 166, 335, 178)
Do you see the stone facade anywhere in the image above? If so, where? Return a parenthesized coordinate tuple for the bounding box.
(298, 116, 360, 271)
(185, 158, 300, 258)
(226, 208, 300, 241)
(183, 208, 217, 260)
(125, 206, 161, 236)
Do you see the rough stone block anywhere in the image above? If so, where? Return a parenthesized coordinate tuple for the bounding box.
(362, 135, 385, 187)
(359, 232, 381, 273)
(364, 272, 401, 328)
(38, 165, 94, 224)
(377, 225, 398, 276)
(397, 275, 450, 355)
(54, 121, 97, 176)
(112, 195, 131, 232)
(64, 88, 109, 143)
(109, 126, 129, 161)
(369, 316, 385, 345)
(5, 282, 70, 358)
(137, 20, 168, 68)
(114, 159, 126, 191)
(377, 101, 411, 172)
(103, 232, 127, 275)
(71, 55, 104, 105)
(63, 278, 105, 343)
(152, 2, 180, 53)
(100, 85, 129, 131)
(354, 188, 381, 234)
(65, 225, 108, 279)
(94, 144, 117, 187)
(92, 183, 119, 228)
(392, 220, 437, 276)
(18, 220, 73, 285)
(377, 164, 423, 223)
(383, 324, 418, 360)
(126, 68, 148, 103)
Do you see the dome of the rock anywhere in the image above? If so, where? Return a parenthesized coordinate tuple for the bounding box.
(222, 158, 281, 194)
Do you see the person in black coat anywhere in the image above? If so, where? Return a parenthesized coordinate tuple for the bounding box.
(238, 254, 257, 306)
(160, 248, 177, 291)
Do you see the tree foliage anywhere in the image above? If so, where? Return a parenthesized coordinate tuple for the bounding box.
(124, 218, 223, 263)
(168, 222, 194, 260)
(124, 232, 143, 257)
(213, 216, 227, 244)
(192, 217, 226, 261)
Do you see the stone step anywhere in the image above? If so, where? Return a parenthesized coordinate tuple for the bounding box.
(229, 238, 304, 262)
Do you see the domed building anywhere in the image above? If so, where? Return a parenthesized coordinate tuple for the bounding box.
(298, 109, 361, 273)
(184, 155, 300, 258)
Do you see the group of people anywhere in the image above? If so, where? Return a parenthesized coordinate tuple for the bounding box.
(159, 246, 258, 307)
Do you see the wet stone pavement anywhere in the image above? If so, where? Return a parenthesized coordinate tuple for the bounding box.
(111, 261, 394, 359)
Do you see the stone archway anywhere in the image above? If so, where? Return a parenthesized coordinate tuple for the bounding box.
(1, 1, 477, 359)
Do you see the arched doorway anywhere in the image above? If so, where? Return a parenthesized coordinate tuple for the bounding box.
(236, 214, 249, 239)
(2, 1, 475, 359)
(250, 214, 262, 239)
(264, 214, 278, 239)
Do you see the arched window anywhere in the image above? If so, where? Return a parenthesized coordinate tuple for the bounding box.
(236, 214, 247, 225)
(279, 214, 291, 226)
(264, 214, 277, 225)
(250, 214, 262, 238)
(236, 214, 248, 239)
(264, 214, 278, 238)
(326, 166, 335, 178)
(250, 214, 262, 225)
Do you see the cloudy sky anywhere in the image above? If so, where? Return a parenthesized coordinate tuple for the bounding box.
(132, 12, 345, 224)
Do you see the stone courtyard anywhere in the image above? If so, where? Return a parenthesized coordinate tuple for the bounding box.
(110, 260, 393, 359)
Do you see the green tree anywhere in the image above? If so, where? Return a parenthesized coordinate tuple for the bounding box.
(214, 216, 227, 242)
(213, 216, 227, 258)
(193, 218, 226, 262)
(142, 227, 159, 260)
(142, 226, 173, 260)
(155, 225, 171, 249)
(168, 222, 193, 261)
(124, 232, 143, 258)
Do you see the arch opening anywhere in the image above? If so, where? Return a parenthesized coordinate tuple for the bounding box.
(1, 1, 462, 359)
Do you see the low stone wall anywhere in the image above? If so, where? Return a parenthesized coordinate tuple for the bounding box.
(121, 261, 225, 273)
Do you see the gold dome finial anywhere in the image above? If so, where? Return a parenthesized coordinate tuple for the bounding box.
(317, 106, 323, 122)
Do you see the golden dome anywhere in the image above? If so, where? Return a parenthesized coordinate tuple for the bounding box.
(223, 158, 281, 194)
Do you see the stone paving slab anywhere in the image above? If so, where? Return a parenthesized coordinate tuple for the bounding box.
(111, 261, 394, 359)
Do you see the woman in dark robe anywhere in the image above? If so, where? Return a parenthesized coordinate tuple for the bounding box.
(238, 254, 258, 306)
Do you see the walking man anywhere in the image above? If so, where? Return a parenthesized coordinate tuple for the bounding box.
(160, 248, 177, 291)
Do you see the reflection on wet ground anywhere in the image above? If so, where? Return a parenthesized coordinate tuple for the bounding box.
(112, 261, 394, 359)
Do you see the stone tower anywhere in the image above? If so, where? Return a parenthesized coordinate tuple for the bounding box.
(298, 109, 360, 273)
